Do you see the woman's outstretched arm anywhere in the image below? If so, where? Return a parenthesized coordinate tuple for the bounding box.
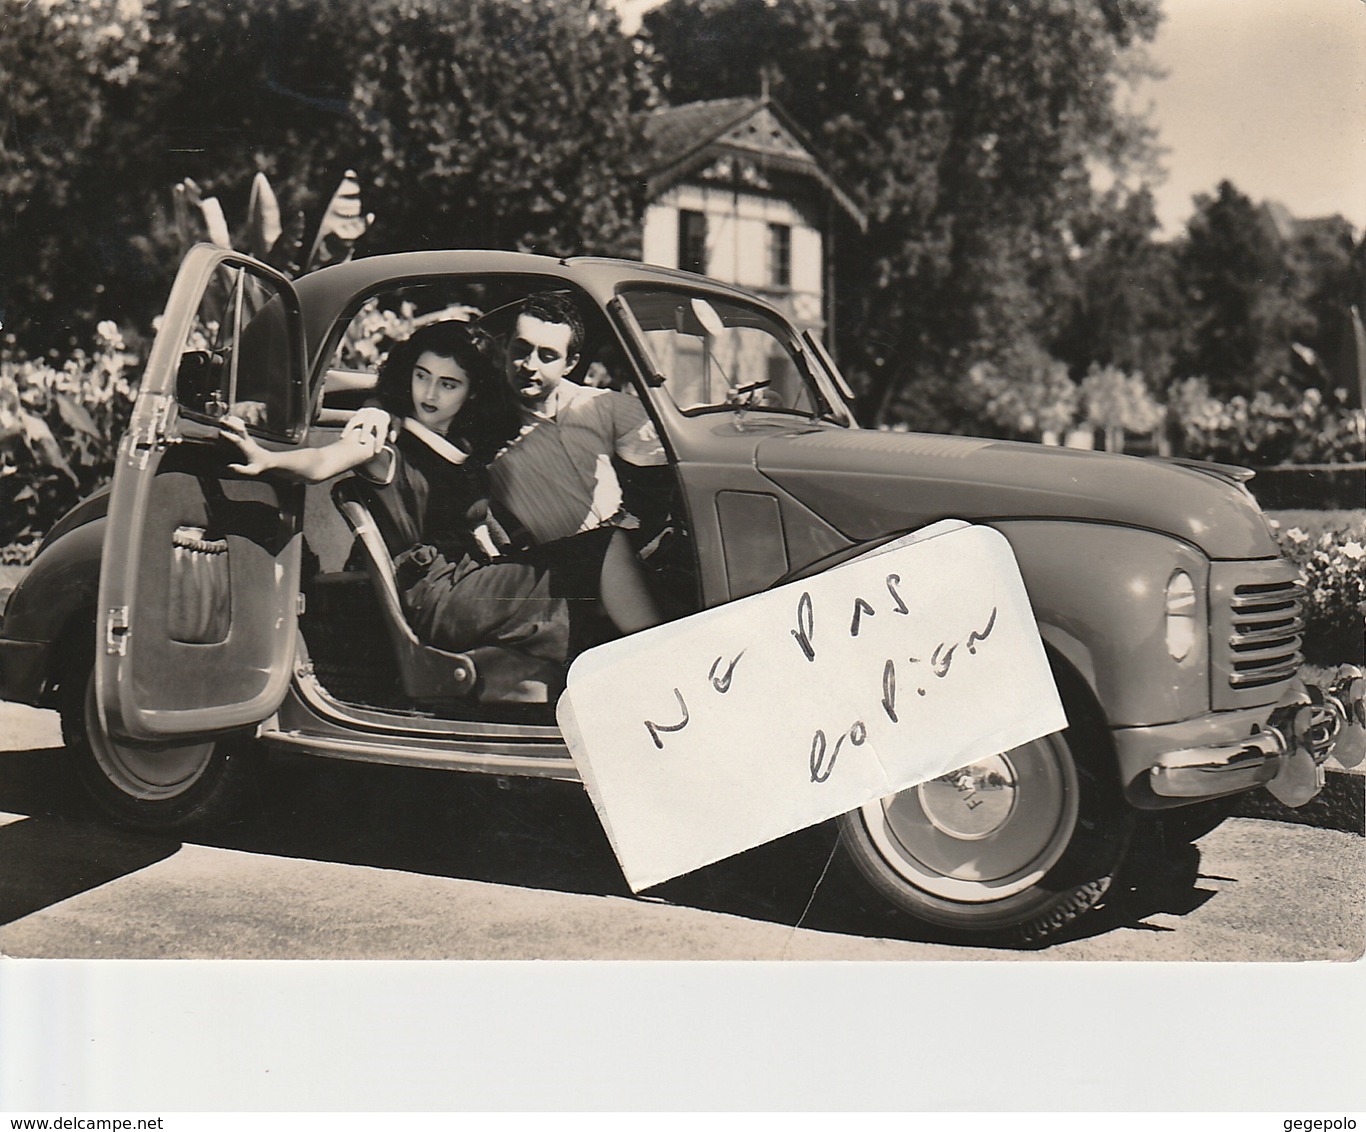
(219, 408, 391, 483)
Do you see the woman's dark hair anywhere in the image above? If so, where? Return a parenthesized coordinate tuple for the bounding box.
(373, 320, 520, 460)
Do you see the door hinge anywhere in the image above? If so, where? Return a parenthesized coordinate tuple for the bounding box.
(105, 607, 130, 656)
(296, 592, 307, 617)
(128, 391, 177, 469)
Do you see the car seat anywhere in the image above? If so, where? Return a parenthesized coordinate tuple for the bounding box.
(331, 477, 561, 707)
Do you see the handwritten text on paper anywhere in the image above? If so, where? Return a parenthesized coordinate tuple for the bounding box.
(556, 521, 1067, 892)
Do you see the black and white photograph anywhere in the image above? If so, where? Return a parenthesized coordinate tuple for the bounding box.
(0, 0, 1362, 1114)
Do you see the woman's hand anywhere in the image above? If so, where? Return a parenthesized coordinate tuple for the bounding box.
(218, 415, 276, 477)
(346, 405, 391, 449)
(220, 410, 389, 483)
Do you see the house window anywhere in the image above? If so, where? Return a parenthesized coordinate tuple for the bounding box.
(768, 223, 791, 289)
(678, 210, 707, 275)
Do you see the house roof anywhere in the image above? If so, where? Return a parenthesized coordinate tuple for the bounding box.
(1262, 199, 1354, 244)
(643, 97, 866, 230)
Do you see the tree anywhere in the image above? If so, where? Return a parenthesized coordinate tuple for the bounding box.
(1, 0, 372, 353)
(2, 0, 650, 356)
(1053, 186, 1182, 389)
(1080, 363, 1164, 452)
(1281, 213, 1358, 404)
(1174, 180, 1303, 398)
(352, 0, 650, 258)
(1, 0, 154, 351)
(642, 0, 1164, 428)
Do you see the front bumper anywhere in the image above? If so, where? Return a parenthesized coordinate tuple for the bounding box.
(1118, 667, 1365, 809)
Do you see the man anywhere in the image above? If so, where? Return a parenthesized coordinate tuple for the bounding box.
(488, 291, 666, 636)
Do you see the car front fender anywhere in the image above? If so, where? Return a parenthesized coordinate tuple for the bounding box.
(991, 519, 1210, 729)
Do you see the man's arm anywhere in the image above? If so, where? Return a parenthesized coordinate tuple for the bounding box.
(608, 390, 667, 467)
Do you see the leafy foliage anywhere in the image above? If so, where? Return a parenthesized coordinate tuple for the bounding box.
(3, 0, 1361, 461)
(1174, 181, 1310, 399)
(1, 0, 648, 356)
(0, 0, 160, 350)
(0, 322, 137, 552)
(1081, 365, 1165, 436)
(171, 168, 373, 278)
(352, 0, 651, 258)
(1270, 513, 1366, 664)
(1054, 187, 1184, 388)
(965, 346, 1078, 439)
(642, 0, 1164, 426)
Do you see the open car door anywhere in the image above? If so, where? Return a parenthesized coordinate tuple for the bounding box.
(96, 245, 309, 743)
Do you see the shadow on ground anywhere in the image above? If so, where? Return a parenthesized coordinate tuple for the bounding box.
(0, 748, 179, 925)
(0, 744, 1231, 951)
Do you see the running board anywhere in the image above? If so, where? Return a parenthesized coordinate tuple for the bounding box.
(260, 726, 580, 781)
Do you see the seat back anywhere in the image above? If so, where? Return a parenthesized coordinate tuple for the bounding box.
(331, 478, 477, 702)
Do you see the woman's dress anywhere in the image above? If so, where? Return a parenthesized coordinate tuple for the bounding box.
(351, 416, 576, 697)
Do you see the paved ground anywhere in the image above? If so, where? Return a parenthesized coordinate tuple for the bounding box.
(1, 702, 1361, 961)
(3, 699, 1364, 1114)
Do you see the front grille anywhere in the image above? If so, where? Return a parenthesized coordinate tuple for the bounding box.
(1226, 579, 1305, 689)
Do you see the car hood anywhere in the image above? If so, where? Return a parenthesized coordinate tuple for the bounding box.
(755, 429, 1278, 560)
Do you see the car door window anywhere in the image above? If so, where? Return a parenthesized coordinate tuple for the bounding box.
(174, 259, 306, 441)
(618, 288, 831, 419)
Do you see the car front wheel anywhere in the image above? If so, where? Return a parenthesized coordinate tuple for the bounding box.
(836, 693, 1131, 945)
(60, 650, 258, 833)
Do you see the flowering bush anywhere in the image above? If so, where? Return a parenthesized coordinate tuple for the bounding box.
(1271, 513, 1366, 664)
(1170, 378, 1365, 466)
(0, 322, 138, 557)
(1080, 365, 1166, 435)
(966, 353, 1078, 439)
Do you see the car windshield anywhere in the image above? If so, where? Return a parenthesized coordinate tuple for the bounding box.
(617, 287, 845, 422)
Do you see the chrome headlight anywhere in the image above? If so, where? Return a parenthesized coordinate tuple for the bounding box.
(1164, 570, 1197, 661)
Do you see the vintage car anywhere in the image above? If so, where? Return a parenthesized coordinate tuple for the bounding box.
(1, 244, 1362, 944)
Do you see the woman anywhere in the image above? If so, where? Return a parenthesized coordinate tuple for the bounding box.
(219, 320, 572, 701)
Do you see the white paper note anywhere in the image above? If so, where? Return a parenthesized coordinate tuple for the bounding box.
(556, 520, 1067, 892)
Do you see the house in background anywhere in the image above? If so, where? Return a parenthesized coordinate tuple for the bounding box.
(640, 97, 865, 347)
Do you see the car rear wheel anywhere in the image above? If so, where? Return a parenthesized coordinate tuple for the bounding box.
(836, 690, 1131, 945)
(60, 648, 258, 833)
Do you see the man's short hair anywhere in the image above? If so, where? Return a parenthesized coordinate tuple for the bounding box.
(520, 291, 585, 361)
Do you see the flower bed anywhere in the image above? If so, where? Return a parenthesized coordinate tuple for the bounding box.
(1268, 510, 1366, 664)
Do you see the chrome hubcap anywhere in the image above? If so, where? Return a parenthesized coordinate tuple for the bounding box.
(917, 754, 1017, 839)
(861, 734, 1078, 902)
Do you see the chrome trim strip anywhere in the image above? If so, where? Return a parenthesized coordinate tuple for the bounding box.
(262, 728, 579, 780)
(1229, 635, 1301, 657)
(1229, 618, 1304, 647)
(1230, 654, 1303, 686)
(1231, 648, 1300, 667)
(1230, 590, 1302, 611)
